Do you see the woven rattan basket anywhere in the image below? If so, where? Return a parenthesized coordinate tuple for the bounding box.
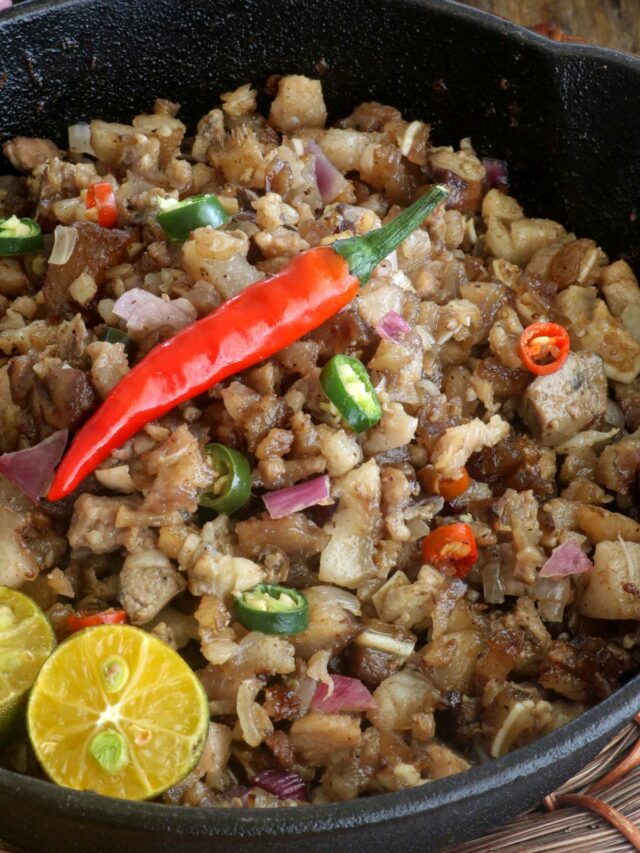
(450, 713, 640, 852)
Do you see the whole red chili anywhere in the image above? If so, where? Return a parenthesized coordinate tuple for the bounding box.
(47, 185, 448, 500)
(518, 321, 571, 376)
(421, 522, 478, 579)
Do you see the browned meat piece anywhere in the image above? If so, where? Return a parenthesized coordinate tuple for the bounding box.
(235, 513, 329, 561)
(577, 504, 640, 545)
(3, 137, 60, 172)
(264, 730, 296, 771)
(43, 222, 131, 317)
(482, 683, 556, 757)
(467, 434, 551, 497)
(290, 712, 361, 766)
(9, 357, 97, 441)
(338, 101, 401, 132)
(539, 636, 632, 702)
(346, 620, 415, 689)
(292, 587, 359, 659)
(0, 478, 66, 588)
(119, 549, 186, 624)
(595, 429, 640, 494)
(309, 304, 376, 360)
(67, 494, 142, 554)
(420, 741, 471, 779)
(613, 378, 640, 431)
(429, 146, 485, 213)
(519, 351, 607, 446)
(0, 175, 31, 219)
(474, 628, 522, 688)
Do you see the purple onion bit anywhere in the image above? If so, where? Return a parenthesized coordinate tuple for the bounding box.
(251, 769, 308, 801)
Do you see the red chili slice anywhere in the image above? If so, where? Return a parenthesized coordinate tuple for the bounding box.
(67, 608, 127, 633)
(86, 181, 118, 228)
(518, 322, 571, 376)
(421, 522, 478, 579)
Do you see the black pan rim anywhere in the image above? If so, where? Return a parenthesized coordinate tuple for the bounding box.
(2, 0, 640, 836)
(5, 0, 640, 71)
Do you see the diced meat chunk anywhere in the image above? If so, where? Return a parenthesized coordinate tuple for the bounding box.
(119, 549, 186, 624)
(235, 513, 329, 561)
(579, 540, 640, 620)
(3, 137, 61, 172)
(519, 351, 607, 446)
(318, 460, 381, 589)
(290, 712, 361, 766)
(576, 505, 640, 545)
(595, 429, 640, 494)
(431, 415, 510, 480)
(292, 587, 359, 659)
(43, 222, 130, 317)
(269, 75, 327, 133)
(67, 494, 137, 554)
(367, 670, 439, 732)
(86, 341, 129, 399)
(0, 478, 66, 588)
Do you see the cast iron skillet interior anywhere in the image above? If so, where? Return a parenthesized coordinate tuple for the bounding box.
(1, 1, 640, 851)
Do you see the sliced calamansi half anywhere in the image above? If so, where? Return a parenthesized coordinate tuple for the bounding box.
(0, 585, 55, 745)
(27, 624, 209, 800)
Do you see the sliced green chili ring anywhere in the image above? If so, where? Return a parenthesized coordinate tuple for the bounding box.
(0, 216, 43, 256)
(156, 194, 229, 241)
(199, 443, 251, 514)
(319, 354, 382, 433)
(101, 326, 132, 348)
(235, 584, 309, 635)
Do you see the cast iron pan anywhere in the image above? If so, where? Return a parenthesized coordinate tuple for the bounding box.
(1, 0, 640, 850)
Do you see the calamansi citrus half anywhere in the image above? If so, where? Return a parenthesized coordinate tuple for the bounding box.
(0, 585, 55, 744)
(27, 624, 209, 800)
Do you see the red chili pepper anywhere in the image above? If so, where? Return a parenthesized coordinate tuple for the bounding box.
(67, 608, 127, 633)
(48, 185, 448, 500)
(518, 321, 571, 376)
(86, 181, 118, 228)
(437, 468, 471, 501)
(421, 522, 478, 579)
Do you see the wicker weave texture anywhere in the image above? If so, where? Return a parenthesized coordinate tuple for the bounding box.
(451, 718, 640, 852)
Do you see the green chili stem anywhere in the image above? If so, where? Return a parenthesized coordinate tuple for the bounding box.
(333, 184, 448, 284)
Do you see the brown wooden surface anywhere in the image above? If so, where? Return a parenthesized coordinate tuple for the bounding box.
(464, 0, 640, 53)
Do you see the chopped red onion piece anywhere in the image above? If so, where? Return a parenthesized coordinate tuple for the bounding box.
(0, 429, 68, 502)
(539, 539, 594, 577)
(483, 157, 509, 191)
(113, 288, 197, 334)
(48, 226, 78, 265)
(311, 674, 377, 713)
(308, 139, 346, 204)
(251, 770, 308, 802)
(262, 474, 331, 520)
(0, 0, 12, 10)
(375, 310, 411, 342)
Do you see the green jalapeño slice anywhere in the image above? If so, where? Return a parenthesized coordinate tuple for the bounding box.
(235, 584, 309, 635)
(319, 354, 382, 433)
(156, 194, 229, 241)
(199, 443, 251, 515)
(0, 216, 43, 256)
